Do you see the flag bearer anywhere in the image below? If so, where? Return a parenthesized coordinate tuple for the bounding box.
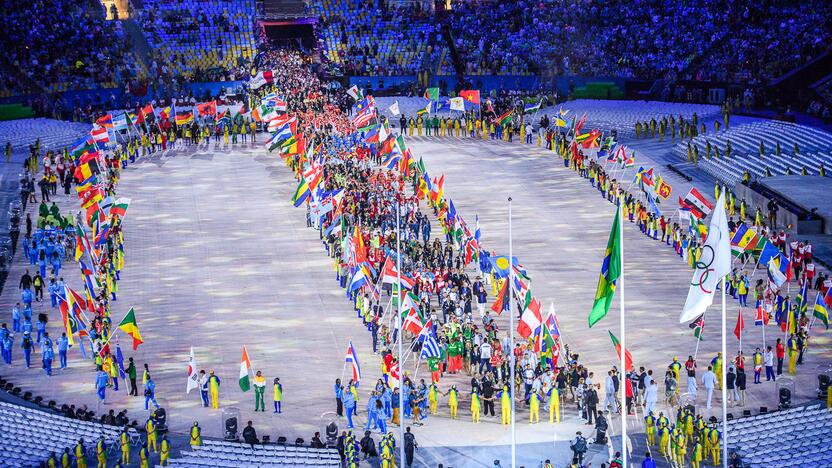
(253, 370, 265, 411)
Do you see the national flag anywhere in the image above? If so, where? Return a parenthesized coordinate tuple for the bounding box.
(401, 294, 424, 335)
(608, 331, 633, 371)
(491, 277, 510, 314)
(117, 307, 143, 350)
(174, 111, 194, 126)
(655, 177, 673, 200)
(450, 97, 465, 111)
(110, 198, 130, 218)
(291, 177, 311, 208)
(689, 315, 704, 340)
(380, 258, 416, 289)
(580, 129, 602, 149)
(71, 136, 97, 157)
(112, 113, 128, 131)
(141, 104, 155, 123)
(420, 330, 442, 359)
(239, 345, 252, 391)
(197, 101, 217, 117)
(250, 70, 274, 89)
(351, 106, 375, 128)
(495, 110, 512, 127)
(459, 90, 480, 105)
(74, 225, 91, 262)
(90, 126, 110, 144)
(346, 85, 363, 101)
(416, 101, 431, 117)
(589, 206, 621, 327)
(755, 304, 769, 326)
(679, 188, 714, 220)
(159, 105, 174, 120)
(216, 109, 232, 126)
(734, 308, 745, 341)
(795, 279, 809, 314)
(95, 114, 114, 129)
(679, 193, 732, 322)
(423, 87, 439, 101)
(814, 290, 830, 329)
(517, 297, 543, 339)
(757, 240, 781, 268)
(58, 295, 75, 346)
(620, 150, 635, 168)
(115, 345, 126, 379)
(523, 100, 541, 114)
(554, 117, 567, 127)
(574, 113, 587, 134)
(768, 253, 791, 287)
(347, 265, 371, 293)
(186, 347, 199, 394)
(388, 101, 400, 116)
(730, 224, 757, 254)
(345, 341, 362, 382)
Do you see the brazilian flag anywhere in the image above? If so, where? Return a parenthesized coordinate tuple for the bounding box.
(589, 205, 622, 327)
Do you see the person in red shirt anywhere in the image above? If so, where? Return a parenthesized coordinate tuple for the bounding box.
(775, 338, 786, 375)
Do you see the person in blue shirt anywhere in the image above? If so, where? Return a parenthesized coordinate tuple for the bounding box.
(341, 387, 356, 429)
(145, 374, 159, 410)
(21, 288, 33, 308)
(48, 279, 59, 309)
(21, 317, 32, 336)
(35, 314, 47, 343)
(334, 379, 344, 416)
(2, 333, 12, 364)
(22, 303, 32, 322)
(11, 303, 21, 332)
(21, 331, 33, 368)
(41, 332, 54, 375)
(365, 392, 379, 431)
(96, 366, 109, 401)
(57, 332, 70, 369)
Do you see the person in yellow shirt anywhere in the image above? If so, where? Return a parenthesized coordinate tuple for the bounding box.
(190, 422, 202, 447)
(145, 416, 157, 452)
(499, 385, 511, 425)
(61, 448, 71, 468)
(547, 386, 560, 423)
(75, 439, 87, 468)
(471, 388, 481, 423)
(120, 428, 130, 465)
(273, 377, 283, 413)
(160, 435, 170, 466)
(529, 389, 541, 424)
(644, 411, 656, 445)
(253, 370, 266, 411)
(708, 425, 721, 465)
(208, 370, 220, 408)
(139, 443, 149, 468)
(95, 436, 107, 468)
(445, 385, 458, 419)
(428, 382, 439, 415)
(691, 436, 704, 468)
(674, 430, 687, 466)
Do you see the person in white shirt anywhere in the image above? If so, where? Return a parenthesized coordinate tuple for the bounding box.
(479, 342, 492, 374)
(645, 379, 658, 415)
(701, 366, 718, 408)
(604, 372, 617, 413)
(764, 346, 776, 381)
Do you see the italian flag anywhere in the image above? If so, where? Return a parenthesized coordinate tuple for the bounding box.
(239, 346, 252, 392)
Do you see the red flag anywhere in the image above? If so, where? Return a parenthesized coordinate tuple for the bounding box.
(517, 298, 543, 339)
(459, 90, 481, 105)
(734, 308, 745, 341)
(197, 101, 217, 116)
(491, 278, 509, 315)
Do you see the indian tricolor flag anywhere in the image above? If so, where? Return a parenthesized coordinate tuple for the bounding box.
(239, 345, 252, 391)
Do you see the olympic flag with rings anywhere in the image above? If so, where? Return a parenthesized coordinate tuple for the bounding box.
(679, 193, 732, 323)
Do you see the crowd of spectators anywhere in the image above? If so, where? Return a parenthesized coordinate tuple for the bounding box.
(309, 0, 452, 76)
(0, 0, 141, 97)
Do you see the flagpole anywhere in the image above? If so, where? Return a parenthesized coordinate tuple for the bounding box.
(508, 196, 516, 468)
(618, 199, 628, 468)
(396, 201, 405, 466)
(721, 277, 728, 468)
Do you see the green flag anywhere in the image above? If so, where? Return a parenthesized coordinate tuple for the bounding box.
(423, 87, 439, 101)
(589, 207, 622, 327)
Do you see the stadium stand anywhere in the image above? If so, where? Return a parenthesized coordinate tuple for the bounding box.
(0, 119, 92, 151)
(173, 438, 341, 467)
(673, 121, 832, 184)
(310, 0, 452, 76)
(0, 0, 142, 97)
(0, 401, 121, 467)
(726, 403, 832, 467)
(137, 0, 256, 81)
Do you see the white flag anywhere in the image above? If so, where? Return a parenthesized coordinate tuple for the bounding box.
(450, 97, 465, 111)
(388, 101, 400, 116)
(346, 85, 361, 101)
(679, 193, 732, 322)
(249, 72, 267, 90)
(186, 347, 199, 394)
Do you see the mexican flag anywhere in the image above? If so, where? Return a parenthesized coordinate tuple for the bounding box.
(239, 346, 252, 391)
(608, 331, 633, 371)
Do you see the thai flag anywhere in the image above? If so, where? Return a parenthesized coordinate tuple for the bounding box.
(345, 341, 361, 383)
